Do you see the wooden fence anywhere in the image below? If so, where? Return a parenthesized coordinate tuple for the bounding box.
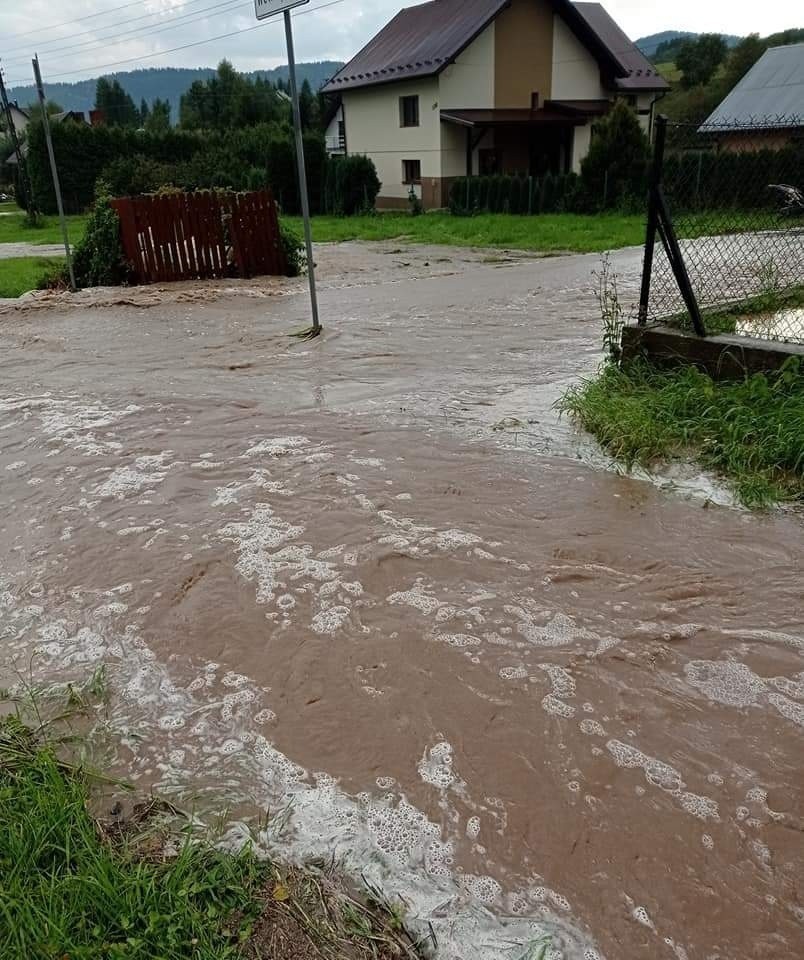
(110, 190, 287, 284)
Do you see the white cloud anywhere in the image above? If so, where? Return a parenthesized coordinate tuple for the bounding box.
(2, 0, 799, 86)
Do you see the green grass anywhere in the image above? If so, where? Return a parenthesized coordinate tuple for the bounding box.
(655, 61, 682, 82)
(285, 212, 648, 253)
(0, 257, 64, 298)
(0, 210, 88, 246)
(285, 211, 788, 255)
(559, 358, 804, 507)
(0, 716, 424, 960)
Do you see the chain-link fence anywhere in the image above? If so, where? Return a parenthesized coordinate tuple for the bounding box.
(639, 117, 804, 344)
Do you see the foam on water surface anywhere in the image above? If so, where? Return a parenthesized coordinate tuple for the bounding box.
(0, 580, 605, 960)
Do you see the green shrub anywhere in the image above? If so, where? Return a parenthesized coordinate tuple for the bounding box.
(25, 121, 339, 216)
(448, 172, 582, 215)
(279, 219, 305, 277)
(99, 155, 175, 197)
(329, 154, 381, 215)
(70, 191, 128, 288)
(580, 100, 650, 210)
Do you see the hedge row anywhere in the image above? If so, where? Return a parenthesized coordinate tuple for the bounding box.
(662, 144, 804, 211)
(25, 121, 381, 216)
(449, 173, 583, 215)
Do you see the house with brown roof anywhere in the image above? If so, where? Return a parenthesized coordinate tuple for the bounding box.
(322, 0, 668, 209)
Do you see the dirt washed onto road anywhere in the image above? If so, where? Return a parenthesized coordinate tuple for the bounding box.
(1, 243, 802, 960)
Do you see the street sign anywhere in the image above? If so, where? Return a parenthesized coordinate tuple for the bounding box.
(254, 0, 309, 20)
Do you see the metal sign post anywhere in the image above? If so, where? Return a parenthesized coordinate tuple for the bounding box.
(255, 0, 320, 335)
(32, 55, 77, 291)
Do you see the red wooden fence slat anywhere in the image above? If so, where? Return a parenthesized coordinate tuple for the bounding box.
(113, 189, 285, 286)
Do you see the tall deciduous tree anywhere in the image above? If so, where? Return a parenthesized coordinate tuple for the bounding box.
(677, 34, 728, 89)
(720, 34, 768, 92)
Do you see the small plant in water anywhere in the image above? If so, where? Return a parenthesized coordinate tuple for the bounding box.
(593, 253, 625, 363)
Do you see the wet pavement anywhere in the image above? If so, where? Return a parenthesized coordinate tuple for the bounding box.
(0, 242, 65, 259)
(1, 241, 802, 960)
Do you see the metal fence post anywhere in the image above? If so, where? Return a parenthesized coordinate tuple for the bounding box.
(638, 114, 666, 325)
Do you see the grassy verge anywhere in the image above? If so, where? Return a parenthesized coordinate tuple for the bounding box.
(560, 357, 804, 507)
(0, 211, 88, 246)
(0, 256, 65, 298)
(0, 716, 424, 960)
(285, 212, 648, 253)
(285, 210, 786, 254)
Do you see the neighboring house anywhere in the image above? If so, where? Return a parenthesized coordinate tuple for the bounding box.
(1, 102, 30, 139)
(702, 43, 804, 151)
(5, 110, 89, 166)
(322, 0, 668, 209)
(323, 98, 346, 156)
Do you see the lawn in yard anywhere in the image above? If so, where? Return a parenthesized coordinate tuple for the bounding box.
(285, 212, 648, 253)
(285, 211, 783, 255)
(0, 257, 64, 298)
(0, 209, 88, 246)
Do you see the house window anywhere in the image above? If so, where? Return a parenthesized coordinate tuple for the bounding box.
(399, 95, 420, 127)
(402, 159, 422, 184)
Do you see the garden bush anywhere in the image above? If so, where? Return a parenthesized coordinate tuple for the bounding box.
(580, 100, 650, 210)
(70, 189, 128, 288)
(325, 154, 381, 215)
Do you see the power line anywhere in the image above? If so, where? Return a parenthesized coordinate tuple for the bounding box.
(4, 0, 167, 43)
(5, 0, 346, 85)
(3, 0, 245, 60)
(2, 0, 250, 66)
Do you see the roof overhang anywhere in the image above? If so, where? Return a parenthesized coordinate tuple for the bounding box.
(441, 108, 586, 128)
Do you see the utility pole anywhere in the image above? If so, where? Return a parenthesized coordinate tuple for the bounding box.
(254, 0, 320, 336)
(0, 64, 36, 219)
(32, 54, 76, 291)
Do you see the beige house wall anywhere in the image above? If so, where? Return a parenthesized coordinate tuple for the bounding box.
(571, 123, 592, 174)
(494, 0, 553, 107)
(440, 25, 495, 109)
(551, 14, 607, 100)
(343, 78, 441, 203)
(440, 23, 497, 184)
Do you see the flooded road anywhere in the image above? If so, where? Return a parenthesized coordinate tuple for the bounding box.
(1, 242, 802, 960)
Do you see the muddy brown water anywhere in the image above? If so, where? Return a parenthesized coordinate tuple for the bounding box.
(1, 242, 802, 960)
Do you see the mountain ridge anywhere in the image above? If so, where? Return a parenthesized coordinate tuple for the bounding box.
(8, 63, 344, 123)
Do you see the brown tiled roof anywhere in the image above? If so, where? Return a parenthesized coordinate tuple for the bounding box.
(572, 3, 669, 91)
(323, 0, 669, 95)
(322, 0, 509, 93)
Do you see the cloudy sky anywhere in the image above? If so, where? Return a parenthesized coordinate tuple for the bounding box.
(2, 0, 800, 86)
